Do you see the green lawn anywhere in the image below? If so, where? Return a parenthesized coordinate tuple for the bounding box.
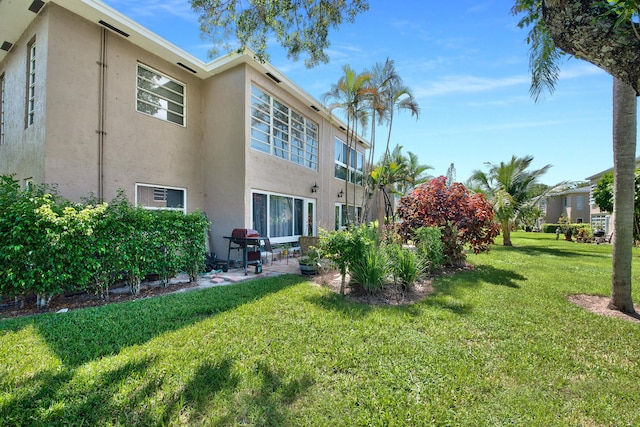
(1, 232, 639, 426)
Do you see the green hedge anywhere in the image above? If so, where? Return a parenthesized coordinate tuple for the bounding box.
(0, 176, 209, 308)
(542, 222, 594, 244)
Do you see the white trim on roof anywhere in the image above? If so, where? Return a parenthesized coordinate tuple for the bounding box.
(0, 0, 369, 146)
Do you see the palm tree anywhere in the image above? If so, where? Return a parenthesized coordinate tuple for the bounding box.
(380, 77, 420, 167)
(365, 58, 396, 173)
(469, 155, 550, 246)
(401, 150, 432, 194)
(374, 75, 419, 228)
(609, 78, 637, 312)
(361, 59, 396, 221)
(371, 145, 432, 225)
(513, 0, 639, 313)
(322, 65, 371, 226)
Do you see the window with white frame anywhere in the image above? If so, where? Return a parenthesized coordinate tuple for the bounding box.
(334, 137, 364, 185)
(576, 195, 584, 210)
(250, 85, 318, 170)
(136, 183, 186, 213)
(335, 203, 362, 230)
(136, 64, 185, 126)
(592, 214, 608, 231)
(0, 73, 5, 144)
(27, 41, 36, 126)
(252, 191, 314, 241)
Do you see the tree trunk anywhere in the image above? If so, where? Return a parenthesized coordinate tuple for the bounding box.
(502, 220, 512, 246)
(608, 78, 636, 313)
(541, 1, 638, 313)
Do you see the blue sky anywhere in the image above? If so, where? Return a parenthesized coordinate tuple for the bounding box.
(104, 0, 639, 186)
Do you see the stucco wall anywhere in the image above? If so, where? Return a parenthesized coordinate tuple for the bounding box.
(1, 4, 205, 207)
(43, 4, 102, 201)
(201, 65, 248, 255)
(0, 6, 49, 185)
(43, 4, 204, 207)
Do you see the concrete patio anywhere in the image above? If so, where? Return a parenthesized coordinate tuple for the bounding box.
(193, 256, 302, 290)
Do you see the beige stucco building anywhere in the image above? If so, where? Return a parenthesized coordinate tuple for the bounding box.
(543, 156, 640, 234)
(544, 186, 591, 225)
(0, 0, 368, 256)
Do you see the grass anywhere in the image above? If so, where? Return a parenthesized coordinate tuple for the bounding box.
(1, 232, 639, 426)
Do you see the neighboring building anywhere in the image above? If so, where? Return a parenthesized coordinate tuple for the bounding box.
(543, 156, 640, 234)
(544, 186, 591, 225)
(0, 0, 368, 256)
(584, 156, 640, 235)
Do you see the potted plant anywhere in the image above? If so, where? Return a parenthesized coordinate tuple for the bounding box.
(298, 248, 321, 276)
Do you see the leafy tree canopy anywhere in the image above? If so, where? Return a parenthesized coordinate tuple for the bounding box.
(593, 170, 640, 239)
(191, 0, 370, 67)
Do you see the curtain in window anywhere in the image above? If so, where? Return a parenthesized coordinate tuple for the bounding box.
(270, 195, 293, 237)
(253, 193, 268, 236)
(294, 199, 303, 236)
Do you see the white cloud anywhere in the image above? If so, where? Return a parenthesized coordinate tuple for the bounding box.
(559, 62, 607, 79)
(415, 74, 530, 98)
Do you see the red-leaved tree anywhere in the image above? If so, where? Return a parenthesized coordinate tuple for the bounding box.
(396, 176, 500, 265)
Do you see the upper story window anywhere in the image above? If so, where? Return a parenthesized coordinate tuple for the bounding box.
(136, 64, 185, 126)
(334, 137, 364, 185)
(576, 195, 584, 210)
(0, 73, 5, 144)
(27, 41, 36, 127)
(250, 85, 318, 170)
(135, 183, 186, 213)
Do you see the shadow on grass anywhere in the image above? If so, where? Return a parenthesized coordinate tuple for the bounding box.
(0, 275, 306, 368)
(305, 291, 374, 319)
(1, 354, 314, 426)
(418, 265, 527, 316)
(306, 264, 527, 318)
(509, 244, 609, 259)
(0, 356, 155, 425)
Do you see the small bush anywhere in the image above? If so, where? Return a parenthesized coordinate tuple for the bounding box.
(413, 226, 444, 273)
(386, 244, 423, 291)
(350, 244, 388, 294)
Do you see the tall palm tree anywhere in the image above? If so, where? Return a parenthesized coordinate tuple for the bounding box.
(513, 0, 639, 314)
(381, 77, 420, 168)
(361, 59, 396, 221)
(366, 58, 396, 172)
(469, 155, 550, 246)
(322, 65, 371, 226)
(609, 78, 637, 312)
(374, 76, 419, 228)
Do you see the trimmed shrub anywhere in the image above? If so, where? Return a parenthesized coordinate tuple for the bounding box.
(0, 175, 210, 307)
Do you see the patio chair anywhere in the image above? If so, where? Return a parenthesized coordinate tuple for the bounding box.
(262, 238, 275, 265)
